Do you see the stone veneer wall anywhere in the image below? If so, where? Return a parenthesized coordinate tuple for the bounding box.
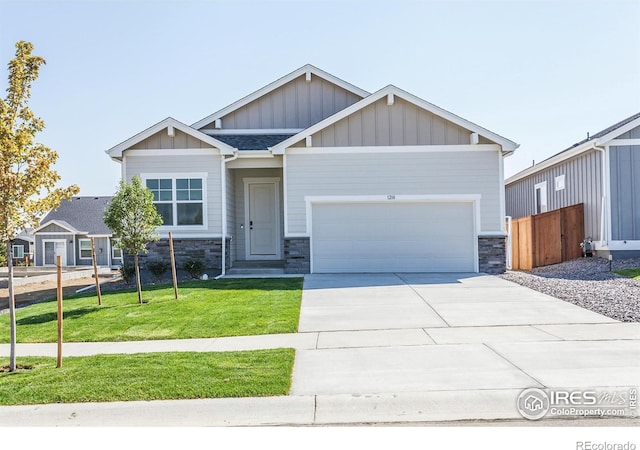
(478, 236, 506, 274)
(127, 238, 231, 271)
(284, 237, 310, 274)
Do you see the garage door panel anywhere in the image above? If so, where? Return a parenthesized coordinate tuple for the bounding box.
(311, 202, 476, 273)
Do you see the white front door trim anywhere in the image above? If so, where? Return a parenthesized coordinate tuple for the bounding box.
(243, 177, 281, 260)
(305, 194, 481, 273)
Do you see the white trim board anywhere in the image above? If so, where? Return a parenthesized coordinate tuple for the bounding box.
(284, 144, 501, 155)
(191, 64, 370, 130)
(202, 128, 304, 135)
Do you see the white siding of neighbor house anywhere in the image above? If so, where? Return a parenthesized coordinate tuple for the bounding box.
(300, 97, 484, 147)
(200, 75, 362, 130)
(130, 129, 215, 150)
(124, 154, 222, 235)
(285, 150, 501, 234)
(505, 150, 604, 241)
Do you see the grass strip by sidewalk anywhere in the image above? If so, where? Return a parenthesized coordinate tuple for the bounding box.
(613, 268, 640, 279)
(0, 348, 294, 405)
(0, 278, 302, 343)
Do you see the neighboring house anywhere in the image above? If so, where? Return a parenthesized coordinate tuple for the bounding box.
(32, 196, 123, 268)
(505, 112, 640, 259)
(11, 229, 34, 265)
(106, 64, 518, 274)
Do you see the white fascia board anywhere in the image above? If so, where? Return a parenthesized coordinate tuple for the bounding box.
(270, 85, 519, 155)
(191, 64, 370, 130)
(202, 128, 304, 135)
(607, 138, 640, 147)
(285, 144, 500, 155)
(105, 117, 236, 159)
(33, 220, 81, 234)
(505, 140, 596, 185)
(594, 116, 640, 146)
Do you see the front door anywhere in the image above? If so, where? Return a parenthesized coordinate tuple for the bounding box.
(44, 240, 67, 266)
(246, 180, 280, 259)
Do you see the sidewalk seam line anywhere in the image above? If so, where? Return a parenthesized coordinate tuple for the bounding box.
(530, 325, 566, 341)
(394, 273, 451, 327)
(482, 343, 547, 388)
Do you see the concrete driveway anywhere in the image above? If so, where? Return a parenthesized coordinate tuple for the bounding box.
(291, 273, 640, 423)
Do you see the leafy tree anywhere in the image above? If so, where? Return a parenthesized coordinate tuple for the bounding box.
(0, 41, 79, 371)
(104, 176, 163, 304)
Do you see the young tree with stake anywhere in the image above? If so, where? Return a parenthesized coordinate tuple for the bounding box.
(0, 41, 79, 372)
(104, 176, 163, 304)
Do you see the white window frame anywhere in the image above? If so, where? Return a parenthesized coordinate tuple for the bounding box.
(141, 173, 208, 230)
(78, 238, 92, 260)
(12, 245, 24, 259)
(534, 181, 548, 214)
(555, 174, 565, 191)
(112, 246, 123, 260)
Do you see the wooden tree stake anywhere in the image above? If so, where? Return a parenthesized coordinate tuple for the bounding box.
(90, 237, 102, 306)
(169, 232, 178, 299)
(56, 255, 63, 368)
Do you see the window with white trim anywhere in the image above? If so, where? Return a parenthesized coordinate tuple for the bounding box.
(112, 246, 123, 260)
(534, 181, 548, 214)
(12, 245, 24, 259)
(79, 239, 92, 259)
(555, 174, 565, 191)
(145, 177, 205, 227)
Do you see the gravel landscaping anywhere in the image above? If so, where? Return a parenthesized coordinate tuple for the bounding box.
(499, 257, 640, 322)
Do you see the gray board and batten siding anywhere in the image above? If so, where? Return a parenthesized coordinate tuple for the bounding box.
(199, 74, 363, 130)
(610, 123, 640, 240)
(505, 149, 603, 242)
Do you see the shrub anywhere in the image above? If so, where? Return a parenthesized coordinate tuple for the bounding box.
(120, 261, 135, 283)
(183, 258, 205, 279)
(146, 260, 169, 279)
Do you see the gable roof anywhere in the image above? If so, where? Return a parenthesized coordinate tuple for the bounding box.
(506, 112, 640, 185)
(106, 117, 236, 160)
(35, 197, 114, 235)
(269, 85, 519, 155)
(190, 64, 370, 130)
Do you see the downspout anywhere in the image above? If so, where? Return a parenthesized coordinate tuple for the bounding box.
(215, 149, 239, 280)
(593, 145, 607, 247)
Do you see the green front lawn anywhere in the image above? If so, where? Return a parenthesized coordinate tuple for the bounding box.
(614, 268, 640, 279)
(0, 278, 302, 343)
(0, 349, 294, 405)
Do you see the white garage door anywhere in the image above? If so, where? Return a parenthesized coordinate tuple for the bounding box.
(311, 201, 476, 273)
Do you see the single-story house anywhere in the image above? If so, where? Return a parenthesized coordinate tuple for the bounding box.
(505, 112, 640, 259)
(106, 64, 518, 274)
(32, 196, 123, 268)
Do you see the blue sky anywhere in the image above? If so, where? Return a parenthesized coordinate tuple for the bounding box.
(1, 0, 639, 196)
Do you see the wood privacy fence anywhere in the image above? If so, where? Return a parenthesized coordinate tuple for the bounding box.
(509, 203, 584, 270)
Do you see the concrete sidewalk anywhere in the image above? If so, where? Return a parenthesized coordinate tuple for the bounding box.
(1, 273, 639, 426)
